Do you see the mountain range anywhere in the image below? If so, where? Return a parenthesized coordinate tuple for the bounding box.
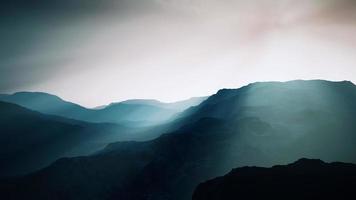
(0, 101, 139, 176)
(0, 94, 206, 176)
(1, 80, 356, 200)
(0, 92, 207, 126)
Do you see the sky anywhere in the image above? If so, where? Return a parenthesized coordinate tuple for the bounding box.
(1, 0, 356, 107)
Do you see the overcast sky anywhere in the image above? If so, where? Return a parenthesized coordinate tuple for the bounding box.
(1, 0, 356, 107)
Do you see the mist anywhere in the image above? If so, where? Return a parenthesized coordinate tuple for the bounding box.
(1, 0, 356, 107)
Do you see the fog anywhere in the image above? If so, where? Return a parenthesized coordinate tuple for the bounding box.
(1, 0, 355, 107)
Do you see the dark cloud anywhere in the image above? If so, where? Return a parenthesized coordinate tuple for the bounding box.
(0, 0, 165, 91)
(1, 0, 121, 13)
(0, 0, 164, 16)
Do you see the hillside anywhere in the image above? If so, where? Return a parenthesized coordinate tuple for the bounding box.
(193, 158, 356, 200)
(0, 101, 139, 176)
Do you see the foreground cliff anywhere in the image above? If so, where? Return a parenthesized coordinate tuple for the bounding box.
(193, 158, 356, 200)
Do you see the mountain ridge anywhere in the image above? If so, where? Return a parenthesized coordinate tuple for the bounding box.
(0, 92, 207, 126)
(193, 158, 356, 200)
(2, 80, 356, 200)
(0, 100, 146, 176)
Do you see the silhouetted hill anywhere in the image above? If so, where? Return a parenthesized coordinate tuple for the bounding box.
(0, 101, 141, 176)
(2, 80, 356, 200)
(193, 158, 356, 200)
(0, 92, 206, 126)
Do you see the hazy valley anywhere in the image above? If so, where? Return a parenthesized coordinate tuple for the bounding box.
(1, 80, 356, 200)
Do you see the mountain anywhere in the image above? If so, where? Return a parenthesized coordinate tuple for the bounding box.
(84, 97, 208, 126)
(92, 103, 177, 126)
(2, 80, 356, 200)
(119, 97, 208, 111)
(193, 158, 356, 200)
(0, 101, 142, 177)
(0, 92, 206, 126)
(0, 92, 94, 119)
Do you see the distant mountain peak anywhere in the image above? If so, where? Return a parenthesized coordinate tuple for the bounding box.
(290, 158, 325, 166)
(210, 79, 356, 101)
(12, 91, 61, 97)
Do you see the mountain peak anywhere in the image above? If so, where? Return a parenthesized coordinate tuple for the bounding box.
(120, 99, 162, 105)
(211, 79, 356, 100)
(291, 158, 325, 166)
(11, 91, 63, 100)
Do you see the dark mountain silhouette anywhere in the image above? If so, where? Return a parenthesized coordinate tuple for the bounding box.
(0, 92, 206, 126)
(0, 101, 144, 176)
(1, 80, 356, 200)
(193, 158, 356, 200)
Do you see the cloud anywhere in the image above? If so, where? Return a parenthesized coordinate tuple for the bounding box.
(1, 0, 356, 106)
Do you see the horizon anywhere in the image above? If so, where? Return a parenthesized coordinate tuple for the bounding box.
(1, 79, 354, 108)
